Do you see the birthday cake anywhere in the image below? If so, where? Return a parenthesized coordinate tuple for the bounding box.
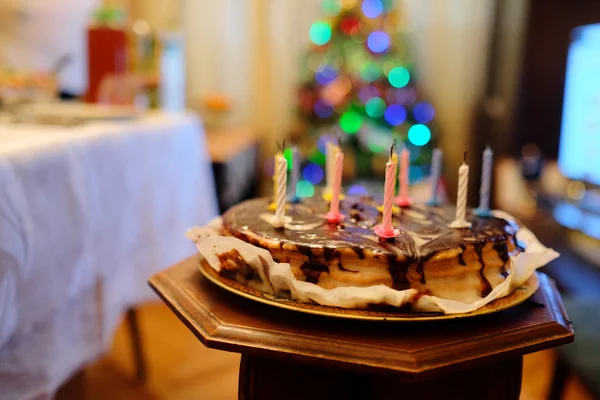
(188, 144, 558, 314)
(218, 196, 522, 305)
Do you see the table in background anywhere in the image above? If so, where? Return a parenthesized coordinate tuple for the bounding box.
(0, 112, 218, 399)
(150, 256, 574, 400)
(205, 126, 260, 213)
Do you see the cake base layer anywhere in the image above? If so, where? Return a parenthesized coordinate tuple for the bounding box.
(221, 197, 523, 303)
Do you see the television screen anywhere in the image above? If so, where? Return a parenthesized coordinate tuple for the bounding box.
(558, 24, 600, 185)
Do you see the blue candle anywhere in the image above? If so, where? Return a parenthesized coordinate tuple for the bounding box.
(289, 146, 300, 202)
(475, 146, 493, 217)
(426, 148, 443, 206)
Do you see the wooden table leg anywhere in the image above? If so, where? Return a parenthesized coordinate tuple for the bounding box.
(55, 369, 86, 400)
(238, 354, 523, 400)
(126, 307, 147, 384)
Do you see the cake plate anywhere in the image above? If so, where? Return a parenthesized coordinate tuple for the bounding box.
(198, 259, 539, 321)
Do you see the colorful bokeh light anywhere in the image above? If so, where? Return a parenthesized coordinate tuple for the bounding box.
(388, 66, 410, 88)
(340, 16, 360, 35)
(348, 184, 369, 195)
(365, 97, 386, 118)
(308, 149, 326, 165)
(408, 124, 431, 146)
(283, 148, 293, 170)
(340, 111, 362, 134)
(362, 0, 383, 18)
(409, 166, 424, 184)
(315, 65, 337, 85)
(384, 104, 406, 126)
(367, 31, 389, 53)
(303, 163, 324, 184)
(296, 180, 315, 198)
(359, 63, 380, 82)
(358, 85, 380, 103)
(406, 143, 421, 161)
(310, 22, 332, 46)
(317, 134, 334, 154)
(413, 102, 435, 124)
(322, 0, 341, 16)
(314, 100, 334, 118)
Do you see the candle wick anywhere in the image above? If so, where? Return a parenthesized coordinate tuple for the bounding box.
(337, 134, 341, 148)
(463, 151, 467, 164)
(282, 140, 287, 151)
(390, 140, 396, 158)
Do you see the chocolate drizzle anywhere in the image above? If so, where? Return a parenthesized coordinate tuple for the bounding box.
(493, 242, 510, 264)
(387, 255, 411, 291)
(300, 261, 329, 284)
(474, 243, 492, 297)
(458, 244, 467, 266)
(222, 197, 524, 291)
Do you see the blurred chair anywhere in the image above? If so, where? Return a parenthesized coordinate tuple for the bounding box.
(549, 297, 600, 400)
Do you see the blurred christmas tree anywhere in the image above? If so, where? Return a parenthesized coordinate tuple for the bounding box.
(293, 0, 437, 194)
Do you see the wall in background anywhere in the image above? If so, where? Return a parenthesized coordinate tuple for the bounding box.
(131, 0, 500, 196)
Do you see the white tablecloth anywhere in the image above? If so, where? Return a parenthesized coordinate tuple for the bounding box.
(0, 112, 218, 399)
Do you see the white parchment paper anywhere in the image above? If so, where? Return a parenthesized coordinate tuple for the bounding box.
(186, 211, 559, 314)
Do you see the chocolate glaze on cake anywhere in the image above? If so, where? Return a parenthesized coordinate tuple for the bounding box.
(221, 197, 522, 298)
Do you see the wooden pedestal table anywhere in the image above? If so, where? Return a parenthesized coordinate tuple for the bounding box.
(149, 256, 574, 400)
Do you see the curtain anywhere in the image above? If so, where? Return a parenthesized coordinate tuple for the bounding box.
(136, 0, 497, 189)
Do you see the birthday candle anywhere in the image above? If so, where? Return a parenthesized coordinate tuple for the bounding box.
(325, 140, 335, 195)
(427, 148, 443, 205)
(275, 153, 288, 224)
(395, 145, 412, 207)
(289, 146, 300, 200)
(326, 148, 344, 223)
(449, 152, 472, 228)
(477, 146, 493, 212)
(374, 144, 399, 239)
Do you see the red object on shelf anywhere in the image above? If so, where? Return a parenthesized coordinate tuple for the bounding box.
(85, 27, 128, 103)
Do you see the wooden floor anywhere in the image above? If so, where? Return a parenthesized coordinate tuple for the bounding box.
(63, 302, 593, 400)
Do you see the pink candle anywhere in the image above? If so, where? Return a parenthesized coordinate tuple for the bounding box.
(374, 148, 399, 239)
(395, 146, 412, 207)
(326, 149, 344, 223)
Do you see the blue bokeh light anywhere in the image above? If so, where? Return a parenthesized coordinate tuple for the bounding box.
(315, 65, 337, 85)
(408, 124, 431, 146)
(303, 163, 324, 184)
(384, 104, 407, 126)
(314, 100, 334, 118)
(348, 184, 369, 196)
(413, 102, 435, 124)
(409, 166, 424, 184)
(367, 31, 390, 53)
(362, 0, 383, 18)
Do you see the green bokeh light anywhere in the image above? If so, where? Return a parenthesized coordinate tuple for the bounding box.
(308, 149, 326, 165)
(296, 180, 315, 198)
(283, 148, 293, 170)
(310, 22, 332, 46)
(365, 97, 386, 118)
(359, 63, 381, 83)
(388, 66, 410, 88)
(322, 0, 341, 16)
(340, 111, 362, 134)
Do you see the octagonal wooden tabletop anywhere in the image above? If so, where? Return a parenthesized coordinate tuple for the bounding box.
(149, 256, 574, 379)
